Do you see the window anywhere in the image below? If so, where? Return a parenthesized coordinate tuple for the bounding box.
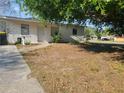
(21, 24, 29, 35)
(72, 28, 77, 35)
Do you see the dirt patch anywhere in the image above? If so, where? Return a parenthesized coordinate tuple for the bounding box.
(16, 44, 38, 49)
(22, 43, 124, 93)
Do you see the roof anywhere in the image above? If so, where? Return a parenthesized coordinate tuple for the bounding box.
(0, 16, 38, 23)
(0, 16, 83, 27)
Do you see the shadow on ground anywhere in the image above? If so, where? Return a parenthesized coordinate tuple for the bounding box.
(78, 43, 124, 62)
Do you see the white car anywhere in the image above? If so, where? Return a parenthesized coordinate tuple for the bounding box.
(101, 36, 111, 40)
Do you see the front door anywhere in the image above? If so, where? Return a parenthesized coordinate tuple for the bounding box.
(38, 26, 45, 42)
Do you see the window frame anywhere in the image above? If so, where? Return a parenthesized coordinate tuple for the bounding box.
(21, 24, 29, 35)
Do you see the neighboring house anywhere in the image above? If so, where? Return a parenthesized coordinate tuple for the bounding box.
(0, 16, 84, 44)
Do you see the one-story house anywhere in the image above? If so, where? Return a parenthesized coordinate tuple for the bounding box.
(0, 16, 84, 44)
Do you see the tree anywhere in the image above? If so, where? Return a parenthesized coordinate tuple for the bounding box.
(84, 27, 96, 36)
(21, 0, 124, 34)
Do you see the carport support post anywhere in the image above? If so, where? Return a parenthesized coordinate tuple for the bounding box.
(21, 36, 25, 45)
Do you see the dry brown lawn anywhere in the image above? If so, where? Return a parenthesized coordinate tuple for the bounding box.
(20, 43, 124, 93)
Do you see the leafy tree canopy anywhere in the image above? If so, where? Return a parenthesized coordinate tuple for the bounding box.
(21, 0, 124, 34)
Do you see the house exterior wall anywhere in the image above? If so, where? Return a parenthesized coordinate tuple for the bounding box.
(59, 24, 84, 42)
(37, 25, 52, 42)
(0, 18, 84, 44)
(37, 24, 84, 43)
(5, 19, 38, 44)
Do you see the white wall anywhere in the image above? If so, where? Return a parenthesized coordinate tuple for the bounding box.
(5, 19, 38, 44)
(0, 18, 84, 44)
(37, 25, 52, 42)
(59, 24, 84, 42)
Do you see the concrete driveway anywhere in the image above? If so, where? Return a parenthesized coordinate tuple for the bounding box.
(0, 45, 44, 93)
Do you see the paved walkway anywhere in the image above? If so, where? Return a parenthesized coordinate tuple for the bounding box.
(19, 42, 50, 53)
(0, 46, 44, 93)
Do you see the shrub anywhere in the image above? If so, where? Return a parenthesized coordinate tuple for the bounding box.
(25, 41, 31, 45)
(70, 40, 80, 45)
(84, 27, 97, 41)
(15, 41, 21, 45)
(52, 34, 61, 43)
